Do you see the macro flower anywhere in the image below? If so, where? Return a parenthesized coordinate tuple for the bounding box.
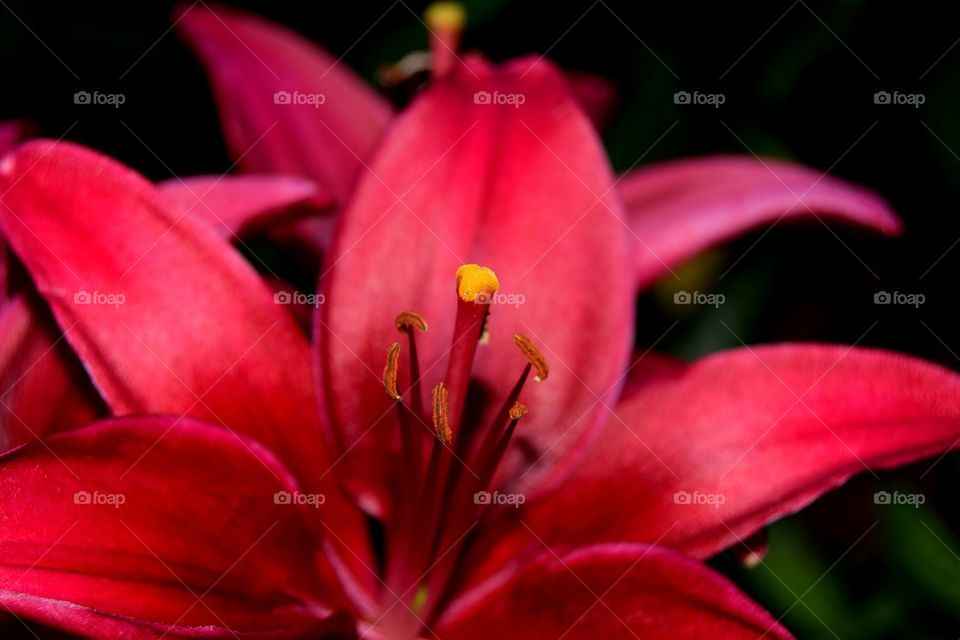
(0, 4, 958, 640)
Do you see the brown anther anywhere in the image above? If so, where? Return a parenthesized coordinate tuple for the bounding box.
(395, 310, 428, 333)
(509, 401, 528, 421)
(431, 383, 452, 445)
(513, 333, 549, 382)
(383, 343, 401, 400)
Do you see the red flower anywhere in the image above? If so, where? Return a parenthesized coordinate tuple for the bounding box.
(0, 4, 958, 639)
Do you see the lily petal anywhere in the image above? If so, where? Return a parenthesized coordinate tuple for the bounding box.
(517, 344, 960, 559)
(0, 417, 346, 636)
(0, 295, 103, 450)
(438, 543, 791, 639)
(316, 56, 632, 513)
(620, 155, 902, 290)
(176, 3, 393, 201)
(0, 140, 375, 601)
(158, 174, 328, 238)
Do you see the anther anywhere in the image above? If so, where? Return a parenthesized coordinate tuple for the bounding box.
(395, 310, 428, 333)
(509, 401, 528, 421)
(513, 333, 549, 382)
(432, 383, 452, 445)
(383, 343, 401, 400)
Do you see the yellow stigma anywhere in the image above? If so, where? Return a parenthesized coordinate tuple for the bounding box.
(456, 264, 499, 304)
(425, 2, 466, 31)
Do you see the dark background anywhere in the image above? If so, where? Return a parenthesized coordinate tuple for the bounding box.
(2, 1, 959, 637)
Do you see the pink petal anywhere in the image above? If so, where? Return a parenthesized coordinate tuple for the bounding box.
(620, 155, 903, 290)
(516, 344, 960, 559)
(438, 543, 791, 639)
(176, 3, 393, 200)
(0, 417, 349, 636)
(0, 295, 103, 450)
(316, 56, 633, 513)
(0, 140, 375, 599)
(157, 174, 328, 238)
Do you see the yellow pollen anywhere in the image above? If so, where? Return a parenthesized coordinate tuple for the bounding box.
(513, 333, 549, 382)
(395, 310, 428, 333)
(383, 343, 401, 400)
(456, 264, 499, 304)
(425, 2, 466, 31)
(432, 383, 452, 445)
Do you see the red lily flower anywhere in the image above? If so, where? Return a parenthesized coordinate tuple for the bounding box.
(1, 6, 959, 640)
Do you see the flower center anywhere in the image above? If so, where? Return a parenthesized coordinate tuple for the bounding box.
(373, 264, 546, 636)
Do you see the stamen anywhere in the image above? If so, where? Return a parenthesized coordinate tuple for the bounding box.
(395, 310, 427, 420)
(431, 383, 452, 445)
(513, 333, 549, 381)
(395, 310, 428, 333)
(509, 401, 528, 420)
(383, 342, 401, 400)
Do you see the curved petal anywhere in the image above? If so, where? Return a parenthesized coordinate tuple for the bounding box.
(0, 140, 375, 598)
(157, 174, 329, 238)
(620, 155, 902, 290)
(516, 344, 960, 560)
(0, 295, 103, 450)
(438, 543, 791, 639)
(0, 140, 321, 483)
(316, 56, 633, 513)
(175, 3, 393, 201)
(0, 598, 356, 639)
(0, 417, 348, 637)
